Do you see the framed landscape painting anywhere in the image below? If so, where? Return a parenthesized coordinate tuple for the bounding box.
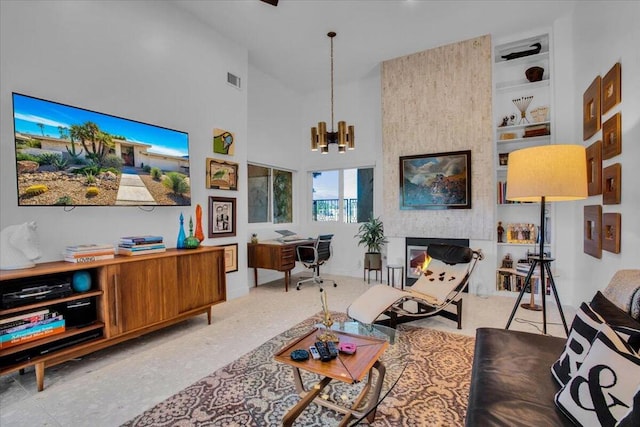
(399, 150, 472, 210)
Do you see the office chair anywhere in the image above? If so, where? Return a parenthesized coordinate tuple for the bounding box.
(295, 234, 337, 291)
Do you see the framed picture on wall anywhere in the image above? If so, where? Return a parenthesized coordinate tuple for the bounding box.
(399, 150, 472, 210)
(208, 196, 236, 238)
(601, 62, 621, 114)
(586, 140, 602, 196)
(602, 113, 622, 160)
(602, 213, 621, 254)
(206, 158, 238, 190)
(213, 128, 235, 156)
(583, 76, 601, 141)
(584, 205, 602, 259)
(220, 243, 238, 273)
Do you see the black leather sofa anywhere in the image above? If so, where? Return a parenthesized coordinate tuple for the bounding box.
(466, 270, 640, 426)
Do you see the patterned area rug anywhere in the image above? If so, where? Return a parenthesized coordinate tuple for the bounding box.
(122, 313, 475, 426)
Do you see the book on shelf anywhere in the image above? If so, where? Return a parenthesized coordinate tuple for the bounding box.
(118, 247, 167, 256)
(117, 242, 166, 249)
(0, 319, 66, 348)
(119, 235, 164, 244)
(1, 312, 59, 334)
(64, 254, 115, 263)
(0, 309, 50, 325)
(65, 243, 115, 253)
(1, 314, 63, 336)
(64, 249, 116, 258)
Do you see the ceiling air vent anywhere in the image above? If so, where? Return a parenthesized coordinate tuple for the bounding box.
(227, 72, 241, 89)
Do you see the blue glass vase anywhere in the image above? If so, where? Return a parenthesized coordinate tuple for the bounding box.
(177, 213, 186, 249)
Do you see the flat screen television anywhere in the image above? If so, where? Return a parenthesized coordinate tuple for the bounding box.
(12, 93, 190, 206)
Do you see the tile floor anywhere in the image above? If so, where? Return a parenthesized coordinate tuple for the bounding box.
(0, 274, 574, 426)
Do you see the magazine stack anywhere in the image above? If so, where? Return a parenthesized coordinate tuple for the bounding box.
(118, 235, 166, 256)
(64, 244, 116, 263)
(0, 309, 65, 349)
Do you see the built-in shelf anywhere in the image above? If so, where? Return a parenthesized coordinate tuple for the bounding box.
(496, 79, 550, 92)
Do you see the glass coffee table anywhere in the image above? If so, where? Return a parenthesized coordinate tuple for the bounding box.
(245, 321, 407, 426)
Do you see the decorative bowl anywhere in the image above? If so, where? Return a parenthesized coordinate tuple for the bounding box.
(525, 66, 544, 82)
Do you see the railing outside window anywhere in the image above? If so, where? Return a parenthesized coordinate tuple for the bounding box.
(313, 198, 358, 223)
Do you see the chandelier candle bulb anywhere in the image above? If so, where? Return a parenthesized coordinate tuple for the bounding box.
(338, 121, 347, 147)
(317, 122, 328, 147)
(310, 127, 318, 150)
(348, 126, 355, 149)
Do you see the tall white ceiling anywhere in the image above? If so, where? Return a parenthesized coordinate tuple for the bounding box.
(172, 0, 579, 94)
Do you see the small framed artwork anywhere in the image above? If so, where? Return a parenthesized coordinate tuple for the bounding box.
(583, 76, 601, 141)
(220, 243, 238, 273)
(584, 205, 602, 259)
(208, 196, 236, 238)
(399, 150, 472, 210)
(498, 153, 509, 167)
(213, 128, 235, 155)
(602, 112, 621, 160)
(603, 163, 621, 205)
(601, 62, 621, 115)
(586, 140, 602, 196)
(602, 213, 621, 254)
(206, 158, 238, 190)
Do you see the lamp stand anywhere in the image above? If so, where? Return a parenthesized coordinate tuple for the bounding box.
(505, 197, 569, 336)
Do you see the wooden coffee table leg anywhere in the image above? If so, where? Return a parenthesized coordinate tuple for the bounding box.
(283, 376, 332, 427)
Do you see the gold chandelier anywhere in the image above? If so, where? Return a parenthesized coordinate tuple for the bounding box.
(310, 31, 355, 154)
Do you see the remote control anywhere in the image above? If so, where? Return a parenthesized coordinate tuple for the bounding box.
(309, 345, 321, 360)
(314, 341, 332, 362)
(326, 341, 338, 359)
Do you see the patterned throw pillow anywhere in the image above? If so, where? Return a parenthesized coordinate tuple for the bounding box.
(552, 303, 605, 385)
(616, 384, 640, 427)
(555, 324, 640, 427)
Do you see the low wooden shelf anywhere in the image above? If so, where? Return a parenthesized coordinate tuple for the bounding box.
(0, 246, 226, 391)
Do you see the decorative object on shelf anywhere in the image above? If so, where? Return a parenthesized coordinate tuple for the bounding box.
(72, 270, 92, 292)
(530, 106, 549, 123)
(497, 222, 505, 243)
(213, 128, 235, 155)
(601, 62, 621, 114)
(525, 66, 544, 82)
(603, 163, 622, 205)
(183, 217, 200, 249)
(208, 196, 237, 238)
(501, 253, 513, 269)
(505, 223, 536, 244)
(194, 204, 205, 242)
(584, 205, 602, 259)
(399, 150, 472, 210)
(219, 243, 238, 273)
(586, 140, 603, 196)
(583, 76, 601, 140)
(602, 112, 622, 160)
(316, 289, 338, 343)
(512, 96, 533, 124)
(602, 213, 621, 254)
(498, 153, 509, 166)
(206, 158, 238, 190)
(500, 43, 542, 61)
(250, 233, 258, 244)
(0, 222, 41, 270)
(499, 132, 517, 140)
(505, 145, 588, 335)
(176, 213, 186, 249)
(310, 32, 354, 154)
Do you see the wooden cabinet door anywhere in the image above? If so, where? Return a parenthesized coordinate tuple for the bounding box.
(175, 250, 225, 314)
(108, 257, 177, 335)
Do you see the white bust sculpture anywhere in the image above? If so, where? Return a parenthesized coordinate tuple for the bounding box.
(0, 222, 42, 270)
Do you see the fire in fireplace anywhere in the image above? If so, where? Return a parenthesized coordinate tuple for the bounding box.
(405, 237, 469, 286)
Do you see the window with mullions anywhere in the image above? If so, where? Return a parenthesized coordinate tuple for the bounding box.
(312, 168, 373, 223)
(248, 164, 293, 224)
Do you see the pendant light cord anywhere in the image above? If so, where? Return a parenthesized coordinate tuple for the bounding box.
(330, 32, 335, 133)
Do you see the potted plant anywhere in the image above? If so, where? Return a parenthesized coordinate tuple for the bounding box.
(355, 217, 388, 271)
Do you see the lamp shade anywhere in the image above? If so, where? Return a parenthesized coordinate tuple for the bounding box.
(506, 145, 588, 202)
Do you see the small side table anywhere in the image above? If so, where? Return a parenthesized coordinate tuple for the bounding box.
(386, 265, 405, 290)
(364, 266, 382, 284)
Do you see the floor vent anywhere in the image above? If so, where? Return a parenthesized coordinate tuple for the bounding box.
(227, 72, 241, 89)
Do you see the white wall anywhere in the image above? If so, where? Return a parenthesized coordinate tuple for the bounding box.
(0, 1, 250, 299)
(565, 1, 640, 305)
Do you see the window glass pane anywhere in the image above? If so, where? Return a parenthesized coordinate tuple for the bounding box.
(273, 169, 292, 224)
(356, 168, 374, 223)
(312, 170, 339, 221)
(248, 164, 270, 223)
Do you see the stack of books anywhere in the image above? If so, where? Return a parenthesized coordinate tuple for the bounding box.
(0, 309, 66, 349)
(64, 244, 116, 263)
(523, 123, 550, 138)
(118, 235, 166, 256)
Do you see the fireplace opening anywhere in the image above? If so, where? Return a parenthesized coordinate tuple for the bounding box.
(405, 237, 470, 286)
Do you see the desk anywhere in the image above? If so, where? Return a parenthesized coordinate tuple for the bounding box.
(248, 240, 315, 292)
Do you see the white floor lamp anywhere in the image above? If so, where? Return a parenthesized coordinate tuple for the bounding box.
(504, 145, 588, 335)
